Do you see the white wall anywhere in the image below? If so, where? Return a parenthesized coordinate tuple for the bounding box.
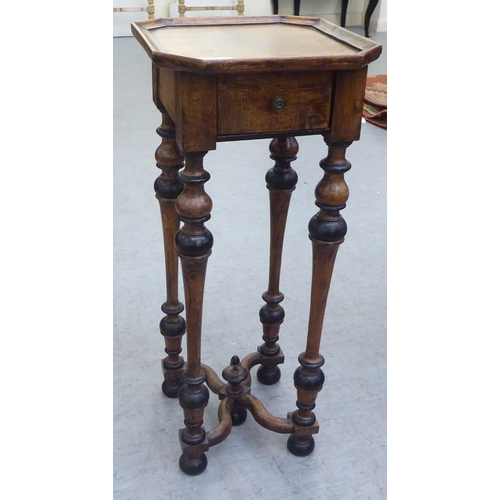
(113, 0, 386, 37)
(113, 0, 157, 37)
(372, 0, 386, 32)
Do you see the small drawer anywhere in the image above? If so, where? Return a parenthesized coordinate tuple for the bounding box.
(217, 71, 333, 136)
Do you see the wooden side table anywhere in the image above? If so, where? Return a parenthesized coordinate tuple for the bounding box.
(132, 15, 381, 475)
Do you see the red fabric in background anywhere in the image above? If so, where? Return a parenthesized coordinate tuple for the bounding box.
(364, 74, 387, 129)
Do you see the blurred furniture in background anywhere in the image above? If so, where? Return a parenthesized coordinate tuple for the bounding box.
(272, 0, 379, 37)
(113, 0, 155, 19)
(177, 0, 244, 16)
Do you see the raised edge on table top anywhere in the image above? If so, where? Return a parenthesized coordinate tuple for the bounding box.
(131, 15, 382, 73)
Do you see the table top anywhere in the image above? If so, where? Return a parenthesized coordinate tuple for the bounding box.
(131, 16, 382, 74)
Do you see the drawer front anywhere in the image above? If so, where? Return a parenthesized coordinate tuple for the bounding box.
(217, 72, 333, 136)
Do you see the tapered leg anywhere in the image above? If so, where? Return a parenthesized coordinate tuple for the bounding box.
(271, 0, 278, 14)
(288, 139, 351, 456)
(341, 0, 349, 27)
(175, 152, 213, 475)
(364, 0, 380, 37)
(257, 137, 298, 385)
(154, 112, 187, 398)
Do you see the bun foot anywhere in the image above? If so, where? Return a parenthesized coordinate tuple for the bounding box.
(256, 365, 281, 385)
(179, 453, 208, 476)
(287, 434, 315, 457)
(161, 380, 182, 398)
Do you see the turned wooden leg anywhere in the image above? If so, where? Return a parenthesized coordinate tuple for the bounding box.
(288, 139, 351, 456)
(175, 152, 213, 476)
(257, 137, 298, 385)
(154, 112, 186, 398)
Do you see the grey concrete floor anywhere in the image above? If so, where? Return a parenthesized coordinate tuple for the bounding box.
(114, 26, 387, 500)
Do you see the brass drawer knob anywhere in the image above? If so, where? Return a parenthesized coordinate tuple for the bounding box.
(272, 96, 286, 112)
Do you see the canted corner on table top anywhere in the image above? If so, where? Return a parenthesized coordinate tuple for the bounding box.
(131, 15, 383, 71)
(314, 18, 382, 59)
(131, 22, 155, 60)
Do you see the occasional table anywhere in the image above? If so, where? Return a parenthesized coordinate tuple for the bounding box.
(132, 15, 381, 475)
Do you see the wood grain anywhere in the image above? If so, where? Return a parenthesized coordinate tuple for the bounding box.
(257, 137, 298, 385)
(157, 68, 176, 121)
(132, 16, 382, 73)
(218, 72, 332, 135)
(175, 72, 217, 152)
(154, 111, 186, 398)
(329, 67, 368, 142)
(132, 14, 383, 474)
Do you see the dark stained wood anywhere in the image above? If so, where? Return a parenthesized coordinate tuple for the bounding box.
(217, 72, 332, 135)
(303, 142, 351, 363)
(288, 139, 351, 457)
(174, 182, 213, 482)
(151, 65, 163, 112)
(307, 142, 351, 350)
(153, 111, 186, 399)
(175, 152, 213, 475)
(221, 355, 249, 398)
(132, 15, 382, 475)
(175, 153, 213, 380)
(219, 356, 250, 426)
(257, 137, 298, 385)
